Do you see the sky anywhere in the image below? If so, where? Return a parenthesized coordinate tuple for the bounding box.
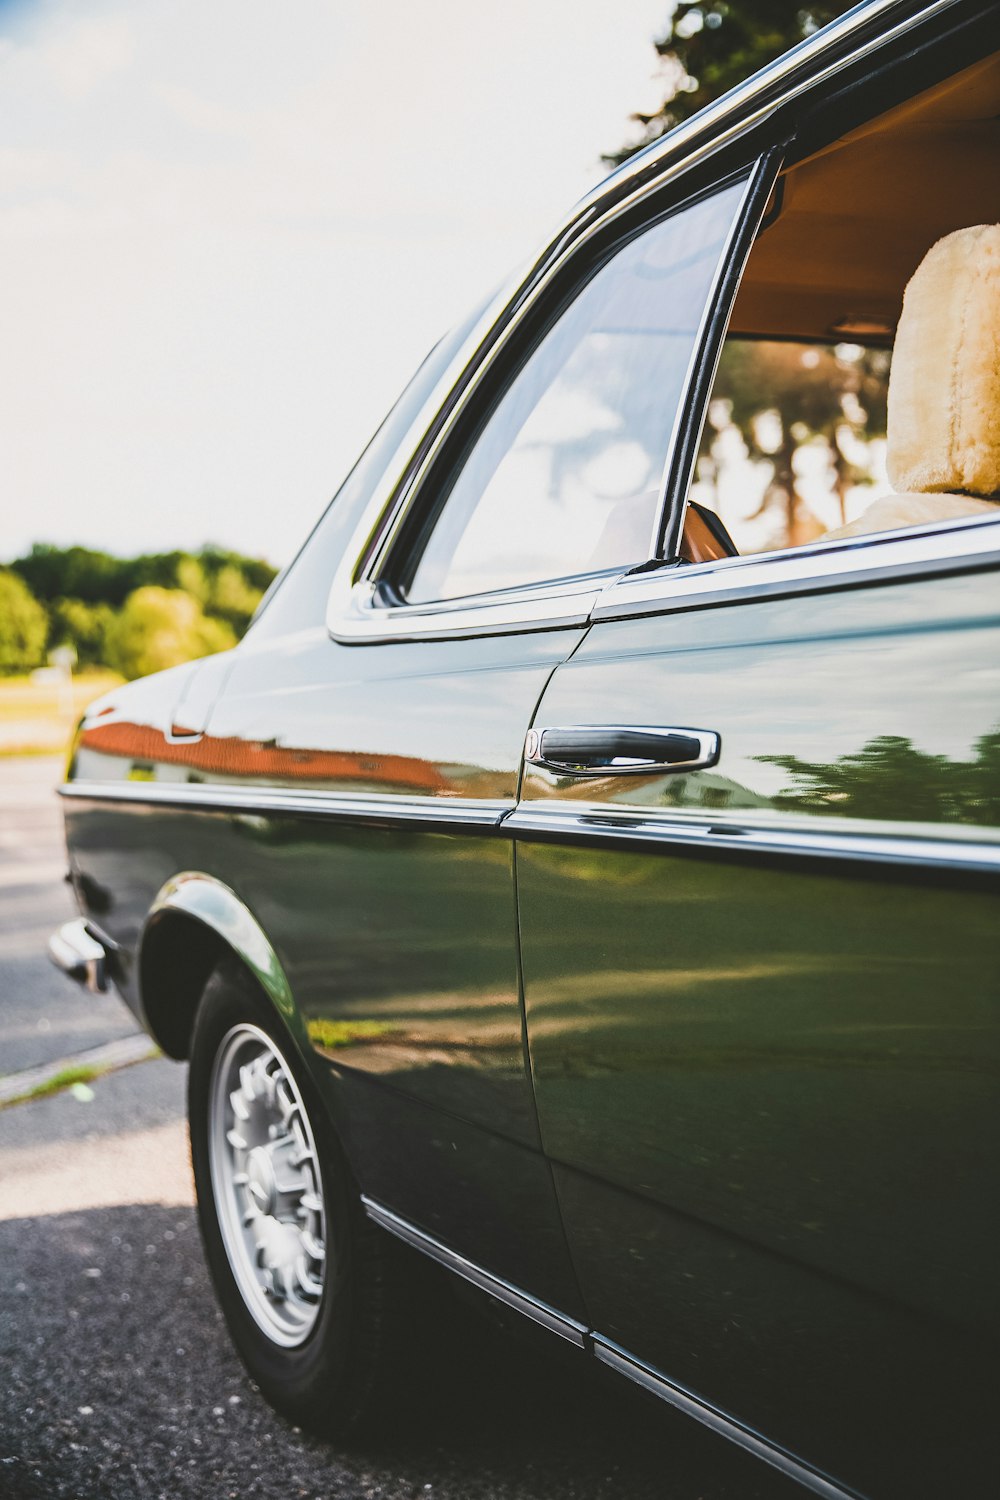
(0, 0, 671, 567)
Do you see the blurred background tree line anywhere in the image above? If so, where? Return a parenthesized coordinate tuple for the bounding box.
(0, 545, 276, 680)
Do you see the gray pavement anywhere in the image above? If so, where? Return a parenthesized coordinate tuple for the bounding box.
(0, 756, 139, 1075)
(0, 756, 795, 1500)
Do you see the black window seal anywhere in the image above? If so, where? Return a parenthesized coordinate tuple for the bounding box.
(651, 144, 787, 567)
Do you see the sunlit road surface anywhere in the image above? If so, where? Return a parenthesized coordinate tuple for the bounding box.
(0, 756, 795, 1500)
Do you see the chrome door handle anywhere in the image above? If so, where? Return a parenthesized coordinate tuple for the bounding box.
(524, 725, 720, 777)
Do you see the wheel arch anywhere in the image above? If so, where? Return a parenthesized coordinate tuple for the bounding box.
(139, 872, 299, 1060)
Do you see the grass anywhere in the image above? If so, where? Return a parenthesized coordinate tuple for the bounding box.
(0, 1042, 161, 1110)
(1, 1063, 102, 1109)
(0, 670, 122, 755)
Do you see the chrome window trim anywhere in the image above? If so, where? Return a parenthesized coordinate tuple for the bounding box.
(592, 512, 1000, 623)
(328, 167, 759, 646)
(327, 169, 759, 645)
(361, 1197, 588, 1346)
(324, 0, 965, 648)
(59, 780, 509, 832)
(328, 569, 610, 644)
(506, 802, 1000, 875)
(593, 1339, 861, 1500)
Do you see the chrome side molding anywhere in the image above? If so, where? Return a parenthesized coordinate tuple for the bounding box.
(361, 1196, 588, 1347)
(48, 918, 109, 994)
(593, 1338, 862, 1500)
(58, 777, 1000, 874)
(506, 802, 1000, 875)
(59, 780, 510, 832)
(361, 1196, 862, 1498)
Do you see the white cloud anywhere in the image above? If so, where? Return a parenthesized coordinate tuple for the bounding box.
(38, 11, 135, 99)
(0, 0, 669, 565)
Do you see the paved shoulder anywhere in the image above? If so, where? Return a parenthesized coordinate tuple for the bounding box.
(0, 755, 139, 1076)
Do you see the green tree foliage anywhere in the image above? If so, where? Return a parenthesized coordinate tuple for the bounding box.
(175, 554, 267, 636)
(0, 569, 50, 675)
(606, 2, 851, 166)
(11, 543, 276, 616)
(1, 544, 276, 683)
(103, 587, 237, 681)
(49, 597, 116, 669)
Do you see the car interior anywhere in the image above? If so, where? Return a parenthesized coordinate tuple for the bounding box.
(684, 48, 1000, 563)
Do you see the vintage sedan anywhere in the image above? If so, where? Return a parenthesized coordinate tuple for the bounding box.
(50, 2, 999, 1496)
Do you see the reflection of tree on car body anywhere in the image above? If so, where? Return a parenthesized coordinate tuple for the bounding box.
(762, 729, 1000, 824)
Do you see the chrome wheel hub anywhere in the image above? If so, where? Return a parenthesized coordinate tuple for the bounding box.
(208, 1024, 327, 1346)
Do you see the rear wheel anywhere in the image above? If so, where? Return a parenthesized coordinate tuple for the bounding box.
(187, 961, 399, 1434)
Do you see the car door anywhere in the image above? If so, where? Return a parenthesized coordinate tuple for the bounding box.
(185, 169, 756, 1313)
(513, 423, 1000, 1489)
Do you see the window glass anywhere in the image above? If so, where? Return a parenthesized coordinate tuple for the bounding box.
(406, 178, 748, 603)
(689, 338, 892, 556)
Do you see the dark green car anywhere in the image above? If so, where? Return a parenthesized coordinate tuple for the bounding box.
(51, 3, 1000, 1495)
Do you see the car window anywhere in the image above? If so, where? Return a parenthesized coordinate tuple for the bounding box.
(404, 178, 749, 604)
(679, 59, 1000, 567)
(690, 337, 892, 556)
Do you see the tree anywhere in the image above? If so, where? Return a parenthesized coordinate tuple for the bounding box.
(49, 597, 116, 669)
(0, 570, 49, 675)
(174, 553, 268, 635)
(11, 543, 276, 626)
(606, 3, 851, 167)
(103, 587, 236, 681)
(12, 544, 131, 608)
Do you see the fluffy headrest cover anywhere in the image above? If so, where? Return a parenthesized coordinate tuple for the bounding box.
(887, 224, 1000, 497)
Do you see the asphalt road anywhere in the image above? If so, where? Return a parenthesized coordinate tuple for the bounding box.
(0, 756, 797, 1500)
(0, 756, 139, 1075)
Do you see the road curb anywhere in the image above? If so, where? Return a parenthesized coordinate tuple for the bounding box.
(0, 1032, 159, 1107)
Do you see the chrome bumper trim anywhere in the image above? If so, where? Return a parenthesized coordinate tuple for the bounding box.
(47, 918, 109, 993)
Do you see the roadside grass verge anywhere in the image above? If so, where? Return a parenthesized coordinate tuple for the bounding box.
(0, 671, 122, 756)
(4, 1063, 103, 1108)
(0, 1036, 160, 1110)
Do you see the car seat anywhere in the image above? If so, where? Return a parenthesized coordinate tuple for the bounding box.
(825, 222, 1000, 540)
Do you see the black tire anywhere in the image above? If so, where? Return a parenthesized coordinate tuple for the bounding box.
(187, 958, 401, 1435)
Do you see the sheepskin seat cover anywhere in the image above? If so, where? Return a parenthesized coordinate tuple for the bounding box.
(827, 223, 1000, 540)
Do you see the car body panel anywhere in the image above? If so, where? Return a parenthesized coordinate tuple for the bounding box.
(66, 618, 591, 1311)
(516, 557, 1000, 1494)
